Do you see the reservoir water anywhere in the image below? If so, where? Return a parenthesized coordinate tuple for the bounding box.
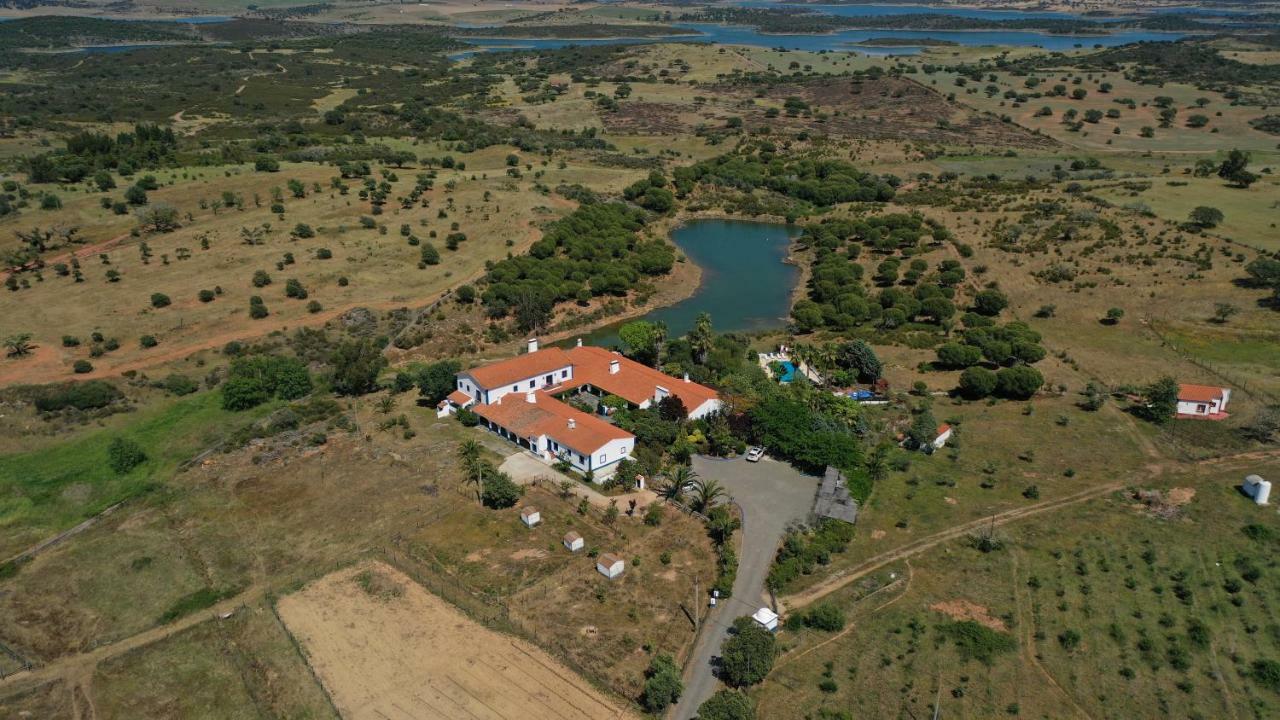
(569, 220, 801, 349)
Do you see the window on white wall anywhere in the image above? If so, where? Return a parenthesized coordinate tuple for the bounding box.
(599, 454, 606, 464)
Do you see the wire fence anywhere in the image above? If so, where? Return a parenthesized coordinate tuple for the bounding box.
(0, 640, 32, 680)
(1148, 319, 1279, 405)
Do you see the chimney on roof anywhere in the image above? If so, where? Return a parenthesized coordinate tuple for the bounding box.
(655, 385, 669, 402)
(568, 418, 576, 430)
(525, 391, 536, 404)
(527, 337, 539, 354)
(576, 337, 583, 347)
(609, 359, 620, 375)
(683, 372, 690, 383)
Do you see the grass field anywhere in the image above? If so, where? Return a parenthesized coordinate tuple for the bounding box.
(0, 390, 276, 558)
(761, 453, 1280, 719)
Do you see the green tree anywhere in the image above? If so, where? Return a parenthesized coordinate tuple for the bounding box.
(689, 477, 728, 513)
(907, 408, 939, 448)
(457, 439, 484, 502)
(995, 365, 1044, 400)
(640, 654, 683, 713)
(972, 289, 1009, 316)
(688, 312, 714, 365)
(416, 359, 462, 405)
(836, 339, 881, 382)
(329, 338, 387, 396)
(958, 366, 998, 399)
(720, 617, 777, 687)
(1188, 206, 1224, 228)
(1103, 307, 1125, 325)
(1218, 149, 1258, 188)
(1136, 376, 1179, 424)
(107, 437, 147, 474)
(481, 471, 522, 509)
(619, 320, 664, 366)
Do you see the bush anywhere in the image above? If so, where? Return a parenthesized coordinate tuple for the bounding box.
(220, 355, 312, 411)
(73, 360, 93, 374)
(794, 603, 845, 632)
(329, 338, 387, 396)
(696, 690, 755, 720)
(720, 617, 777, 687)
(149, 292, 171, 308)
(315, 247, 332, 259)
(197, 289, 216, 303)
(284, 278, 308, 299)
(937, 620, 1016, 665)
(107, 436, 147, 474)
(32, 380, 121, 411)
(139, 335, 158, 348)
(163, 374, 199, 396)
(293, 223, 315, 238)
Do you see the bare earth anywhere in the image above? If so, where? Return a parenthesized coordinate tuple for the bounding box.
(277, 562, 636, 720)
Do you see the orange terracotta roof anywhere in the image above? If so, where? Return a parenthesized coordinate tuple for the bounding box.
(446, 390, 472, 406)
(472, 393, 631, 456)
(461, 348, 573, 389)
(565, 346, 719, 413)
(1178, 384, 1226, 403)
(937, 424, 952, 435)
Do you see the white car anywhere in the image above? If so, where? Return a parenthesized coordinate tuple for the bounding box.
(745, 446, 765, 462)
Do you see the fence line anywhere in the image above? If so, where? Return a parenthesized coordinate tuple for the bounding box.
(1147, 319, 1279, 405)
(0, 640, 32, 680)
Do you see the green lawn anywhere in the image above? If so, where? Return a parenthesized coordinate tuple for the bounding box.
(0, 390, 274, 557)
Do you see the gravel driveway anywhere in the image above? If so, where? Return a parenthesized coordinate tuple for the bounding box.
(668, 454, 818, 719)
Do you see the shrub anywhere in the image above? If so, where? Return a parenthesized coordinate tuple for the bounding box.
(315, 247, 332, 259)
(149, 292, 171, 308)
(32, 380, 121, 411)
(938, 620, 1016, 664)
(139, 335, 158, 348)
(220, 355, 312, 411)
(72, 360, 93, 374)
(696, 690, 755, 720)
(284, 278, 308, 299)
(163, 374, 199, 396)
(107, 436, 147, 474)
(795, 603, 845, 632)
(198, 289, 216, 303)
(293, 223, 315, 238)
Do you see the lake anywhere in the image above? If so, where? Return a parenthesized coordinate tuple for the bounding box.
(452, 20, 1185, 59)
(566, 219, 801, 349)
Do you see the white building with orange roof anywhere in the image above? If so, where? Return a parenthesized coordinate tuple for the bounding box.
(444, 338, 722, 477)
(1176, 383, 1231, 420)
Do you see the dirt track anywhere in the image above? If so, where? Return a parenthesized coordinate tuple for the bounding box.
(277, 562, 636, 720)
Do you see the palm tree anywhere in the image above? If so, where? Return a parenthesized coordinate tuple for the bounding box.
(866, 442, 891, 483)
(688, 312, 713, 365)
(456, 439, 484, 502)
(689, 477, 728, 514)
(3, 333, 34, 358)
(660, 465, 697, 502)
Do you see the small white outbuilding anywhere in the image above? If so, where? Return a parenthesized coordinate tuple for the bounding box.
(597, 553, 625, 579)
(752, 607, 779, 632)
(563, 531, 584, 552)
(1244, 475, 1272, 505)
(520, 507, 541, 528)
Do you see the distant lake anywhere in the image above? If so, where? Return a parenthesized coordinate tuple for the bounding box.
(453, 16, 1185, 60)
(564, 220, 801, 349)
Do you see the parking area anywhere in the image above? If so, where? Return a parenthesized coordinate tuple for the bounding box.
(670, 454, 818, 719)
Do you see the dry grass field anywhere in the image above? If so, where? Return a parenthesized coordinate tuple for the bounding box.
(278, 561, 638, 720)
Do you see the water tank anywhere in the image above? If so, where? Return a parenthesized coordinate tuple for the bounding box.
(1245, 475, 1271, 505)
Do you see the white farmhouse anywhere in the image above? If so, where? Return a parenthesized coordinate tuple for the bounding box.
(1176, 384, 1231, 420)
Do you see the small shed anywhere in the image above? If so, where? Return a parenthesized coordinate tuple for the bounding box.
(597, 553, 624, 579)
(520, 506, 541, 528)
(563, 530, 584, 552)
(931, 424, 953, 451)
(752, 607, 779, 632)
(1245, 474, 1272, 505)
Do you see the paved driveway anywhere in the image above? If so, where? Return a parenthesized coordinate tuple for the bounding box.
(499, 450, 658, 512)
(669, 454, 817, 719)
